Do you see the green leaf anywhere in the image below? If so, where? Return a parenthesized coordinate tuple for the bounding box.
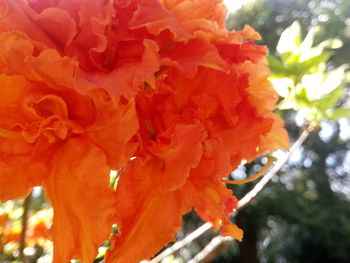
(277, 21, 301, 55)
(267, 56, 291, 76)
(318, 38, 343, 49)
(302, 73, 323, 101)
(300, 27, 315, 52)
(299, 53, 330, 73)
(295, 87, 312, 109)
(319, 65, 347, 97)
(326, 108, 350, 120)
(315, 86, 344, 113)
(281, 51, 300, 67)
(269, 77, 294, 98)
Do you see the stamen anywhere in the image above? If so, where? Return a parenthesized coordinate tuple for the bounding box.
(0, 128, 22, 139)
(222, 155, 277, 185)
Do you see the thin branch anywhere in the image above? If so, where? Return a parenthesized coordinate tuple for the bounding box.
(148, 222, 213, 263)
(19, 192, 32, 263)
(238, 129, 309, 209)
(147, 129, 310, 263)
(188, 236, 234, 263)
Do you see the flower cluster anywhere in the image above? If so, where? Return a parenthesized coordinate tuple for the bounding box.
(0, 0, 289, 262)
(0, 209, 52, 250)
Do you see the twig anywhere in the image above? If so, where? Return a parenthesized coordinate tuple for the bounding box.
(147, 129, 310, 263)
(148, 222, 213, 263)
(187, 236, 234, 263)
(19, 192, 32, 263)
(238, 129, 309, 209)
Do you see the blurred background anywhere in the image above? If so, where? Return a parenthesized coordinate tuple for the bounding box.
(1, 0, 350, 262)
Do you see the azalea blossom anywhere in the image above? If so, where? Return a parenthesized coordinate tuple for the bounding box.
(0, 0, 289, 262)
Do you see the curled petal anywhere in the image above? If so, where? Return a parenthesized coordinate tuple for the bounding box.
(0, 74, 33, 156)
(229, 25, 262, 42)
(161, 0, 229, 40)
(0, 0, 57, 48)
(0, 32, 77, 88)
(68, 0, 115, 70)
(260, 114, 290, 151)
(87, 89, 139, 169)
(76, 39, 160, 99)
(130, 0, 190, 42)
(160, 38, 230, 77)
(34, 7, 77, 48)
(149, 123, 207, 190)
(217, 41, 268, 65)
(161, 0, 228, 27)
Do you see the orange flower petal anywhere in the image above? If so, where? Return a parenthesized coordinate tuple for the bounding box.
(76, 39, 160, 99)
(107, 157, 192, 263)
(182, 139, 243, 240)
(229, 24, 262, 42)
(0, 32, 77, 88)
(108, 136, 243, 263)
(161, 0, 228, 28)
(107, 123, 207, 262)
(34, 7, 77, 48)
(149, 123, 207, 190)
(217, 41, 268, 65)
(160, 38, 230, 77)
(160, 0, 229, 40)
(87, 89, 139, 169)
(67, 0, 115, 70)
(0, 74, 45, 201)
(0, 160, 47, 201)
(43, 137, 115, 263)
(130, 0, 190, 42)
(261, 114, 290, 151)
(0, 0, 57, 48)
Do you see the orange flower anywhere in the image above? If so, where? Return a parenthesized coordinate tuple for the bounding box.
(0, 209, 52, 249)
(0, 0, 289, 262)
(105, 0, 288, 262)
(0, 30, 137, 262)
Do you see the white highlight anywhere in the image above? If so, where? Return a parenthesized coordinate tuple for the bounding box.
(223, 0, 255, 13)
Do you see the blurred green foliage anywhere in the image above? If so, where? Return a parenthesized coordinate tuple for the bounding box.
(268, 21, 349, 126)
